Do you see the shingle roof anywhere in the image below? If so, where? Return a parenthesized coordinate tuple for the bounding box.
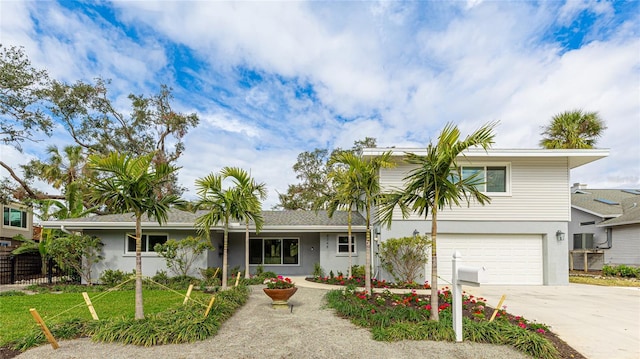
(598, 198, 640, 227)
(52, 209, 366, 227)
(571, 189, 640, 217)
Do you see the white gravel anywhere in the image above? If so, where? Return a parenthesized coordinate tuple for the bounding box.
(16, 286, 529, 359)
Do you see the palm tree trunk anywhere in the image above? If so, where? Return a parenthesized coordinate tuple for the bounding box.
(244, 221, 250, 279)
(135, 214, 144, 320)
(347, 209, 352, 278)
(430, 210, 438, 321)
(222, 222, 229, 290)
(364, 206, 372, 294)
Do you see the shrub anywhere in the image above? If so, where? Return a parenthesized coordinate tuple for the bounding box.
(313, 262, 325, 277)
(379, 235, 430, 283)
(350, 265, 365, 278)
(602, 264, 639, 278)
(47, 234, 104, 284)
(154, 236, 213, 277)
(99, 269, 134, 287)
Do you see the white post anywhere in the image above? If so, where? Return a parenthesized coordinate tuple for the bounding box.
(452, 250, 463, 342)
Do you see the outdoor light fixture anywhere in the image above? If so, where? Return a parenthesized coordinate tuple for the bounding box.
(413, 229, 419, 237)
(556, 230, 565, 241)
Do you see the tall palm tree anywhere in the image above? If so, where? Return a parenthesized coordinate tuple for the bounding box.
(330, 151, 394, 294)
(89, 151, 181, 319)
(194, 167, 263, 289)
(326, 164, 363, 278)
(378, 122, 497, 321)
(540, 109, 606, 149)
(223, 168, 267, 279)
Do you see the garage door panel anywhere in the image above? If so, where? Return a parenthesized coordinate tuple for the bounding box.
(435, 234, 543, 285)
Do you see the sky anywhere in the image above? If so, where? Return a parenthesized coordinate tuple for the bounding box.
(1, 0, 639, 210)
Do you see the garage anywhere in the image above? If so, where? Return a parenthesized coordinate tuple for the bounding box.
(433, 234, 543, 285)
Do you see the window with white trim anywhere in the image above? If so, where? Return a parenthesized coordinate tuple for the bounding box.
(249, 238, 299, 265)
(337, 235, 356, 254)
(125, 233, 168, 253)
(461, 165, 508, 193)
(3, 207, 27, 228)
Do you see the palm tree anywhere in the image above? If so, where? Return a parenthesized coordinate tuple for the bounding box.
(89, 151, 181, 319)
(378, 122, 497, 321)
(540, 109, 606, 149)
(225, 168, 267, 279)
(330, 151, 394, 294)
(194, 167, 263, 289)
(326, 164, 363, 278)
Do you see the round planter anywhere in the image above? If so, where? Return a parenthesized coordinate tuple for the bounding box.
(263, 287, 297, 308)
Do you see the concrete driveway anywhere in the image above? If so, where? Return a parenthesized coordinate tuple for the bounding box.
(466, 284, 640, 359)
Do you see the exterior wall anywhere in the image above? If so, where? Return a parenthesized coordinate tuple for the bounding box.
(569, 209, 607, 270)
(86, 229, 208, 283)
(606, 224, 640, 266)
(221, 231, 320, 276)
(0, 203, 33, 247)
(318, 232, 367, 276)
(381, 157, 570, 221)
(378, 220, 568, 285)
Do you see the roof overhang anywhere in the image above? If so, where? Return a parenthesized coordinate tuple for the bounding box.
(362, 148, 610, 169)
(40, 221, 368, 233)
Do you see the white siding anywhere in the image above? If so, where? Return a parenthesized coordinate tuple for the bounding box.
(606, 225, 640, 266)
(380, 157, 570, 221)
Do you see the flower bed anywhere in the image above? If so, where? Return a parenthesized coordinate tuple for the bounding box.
(326, 287, 585, 359)
(308, 275, 430, 289)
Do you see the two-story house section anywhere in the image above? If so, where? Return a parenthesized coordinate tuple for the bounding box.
(363, 148, 609, 286)
(0, 202, 34, 249)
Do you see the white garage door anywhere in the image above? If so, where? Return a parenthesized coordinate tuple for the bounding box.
(434, 234, 543, 285)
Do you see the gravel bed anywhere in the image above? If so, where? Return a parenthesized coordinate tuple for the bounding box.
(16, 286, 529, 359)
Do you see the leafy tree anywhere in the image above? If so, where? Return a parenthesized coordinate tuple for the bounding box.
(540, 109, 606, 149)
(89, 151, 181, 319)
(194, 167, 261, 289)
(154, 236, 214, 277)
(378, 122, 496, 321)
(330, 150, 394, 294)
(276, 137, 377, 210)
(47, 233, 104, 285)
(0, 45, 52, 151)
(379, 235, 431, 284)
(11, 233, 53, 274)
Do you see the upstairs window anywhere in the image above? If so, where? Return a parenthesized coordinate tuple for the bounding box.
(3, 207, 27, 228)
(461, 165, 507, 193)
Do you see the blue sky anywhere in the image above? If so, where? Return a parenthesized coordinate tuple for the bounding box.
(1, 0, 638, 209)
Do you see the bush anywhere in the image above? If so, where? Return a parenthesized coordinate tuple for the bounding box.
(154, 236, 213, 277)
(99, 269, 134, 287)
(313, 262, 325, 277)
(379, 235, 430, 283)
(602, 264, 639, 278)
(350, 265, 365, 278)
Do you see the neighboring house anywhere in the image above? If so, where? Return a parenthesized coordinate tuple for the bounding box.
(0, 202, 34, 250)
(41, 210, 367, 282)
(363, 148, 609, 286)
(570, 184, 640, 270)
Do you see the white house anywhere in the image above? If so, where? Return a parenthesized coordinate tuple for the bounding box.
(364, 147, 609, 286)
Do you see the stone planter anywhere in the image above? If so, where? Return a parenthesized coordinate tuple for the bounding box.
(263, 287, 297, 308)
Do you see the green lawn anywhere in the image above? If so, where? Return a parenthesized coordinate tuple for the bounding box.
(569, 276, 640, 287)
(0, 289, 192, 346)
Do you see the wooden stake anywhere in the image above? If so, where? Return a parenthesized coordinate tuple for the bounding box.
(235, 271, 241, 287)
(29, 309, 59, 349)
(204, 296, 216, 318)
(82, 292, 99, 320)
(489, 294, 507, 322)
(183, 284, 194, 305)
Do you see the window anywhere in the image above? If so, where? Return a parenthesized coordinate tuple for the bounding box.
(337, 235, 356, 254)
(461, 165, 507, 193)
(580, 221, 596, 226)
(249, 238, 299, 265)
(3, 207, 27, 228)
(126, 233, 168, 253)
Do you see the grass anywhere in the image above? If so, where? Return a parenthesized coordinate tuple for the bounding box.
(569, 275, 640, 287)
(0, 289, 200, 346)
